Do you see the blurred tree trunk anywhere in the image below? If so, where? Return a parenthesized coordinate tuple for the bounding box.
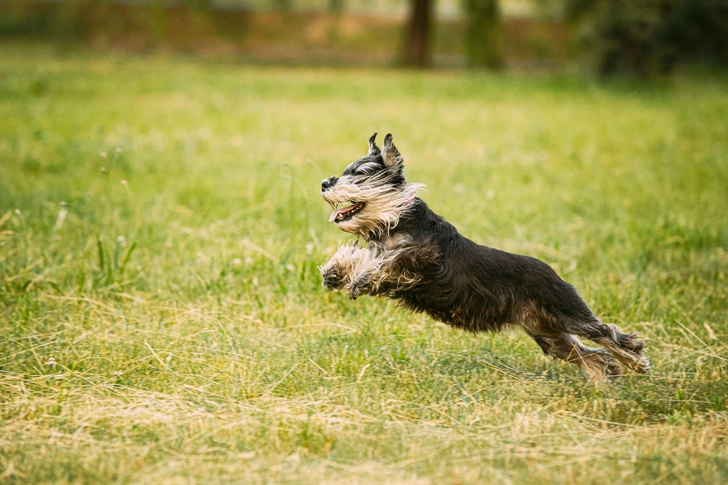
(328, 0, 344, 15)
(149, 0, 168, 46)
(184, 0, 213, 9)
(272, 0, 293, 11)
(463, 0, 504, 69)
(403, 0, 434, 67)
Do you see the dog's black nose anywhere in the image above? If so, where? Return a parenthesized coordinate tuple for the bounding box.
(321, 177, 338, 191)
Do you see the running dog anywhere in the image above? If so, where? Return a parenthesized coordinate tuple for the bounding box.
(320, 133, 649, 378)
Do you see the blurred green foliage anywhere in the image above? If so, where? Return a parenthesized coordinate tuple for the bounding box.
(567, 0, 728, 76)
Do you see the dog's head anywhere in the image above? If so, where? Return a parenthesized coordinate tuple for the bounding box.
(321, 133, 423, 238)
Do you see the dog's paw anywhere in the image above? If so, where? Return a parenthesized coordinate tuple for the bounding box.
(348, 276, 372, 300)
(322, 274, 345, 291)
(321, 268, 346, 291)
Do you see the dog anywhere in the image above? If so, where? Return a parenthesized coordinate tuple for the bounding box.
(319, 133, 649, 379)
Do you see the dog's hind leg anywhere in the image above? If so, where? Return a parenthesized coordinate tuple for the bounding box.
(526, 330, 623, 378)
(565, 320, 650, 374)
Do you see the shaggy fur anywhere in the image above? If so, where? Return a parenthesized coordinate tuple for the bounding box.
(320, 133, 649, 379)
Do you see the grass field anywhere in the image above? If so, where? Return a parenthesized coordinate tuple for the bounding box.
(1, 43, 727, 484)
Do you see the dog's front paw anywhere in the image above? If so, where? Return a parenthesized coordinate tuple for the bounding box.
(321, 268, 346, 291)
(348, 276, 372, 300)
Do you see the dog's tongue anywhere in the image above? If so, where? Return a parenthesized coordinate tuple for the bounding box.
(328, 204, 357, 222)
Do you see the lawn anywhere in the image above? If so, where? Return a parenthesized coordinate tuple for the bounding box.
(1, 43, 727, 484)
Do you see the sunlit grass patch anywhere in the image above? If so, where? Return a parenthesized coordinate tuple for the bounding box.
(1, 43, 727, 484)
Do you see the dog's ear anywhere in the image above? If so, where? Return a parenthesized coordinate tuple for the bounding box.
(368, 132, 381, 156)
(382, 133, 403, 170)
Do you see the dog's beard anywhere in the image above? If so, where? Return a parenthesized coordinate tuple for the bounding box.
(322, 173, 424, 238)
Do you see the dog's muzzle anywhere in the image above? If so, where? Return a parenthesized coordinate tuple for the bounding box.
(321, 176, 338, 192)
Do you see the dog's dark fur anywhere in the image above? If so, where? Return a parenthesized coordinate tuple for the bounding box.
(320, 133, 649, 379)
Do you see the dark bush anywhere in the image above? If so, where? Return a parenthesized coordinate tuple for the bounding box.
(566, 0, 728, 76)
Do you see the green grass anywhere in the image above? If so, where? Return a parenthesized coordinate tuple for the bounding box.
(1, 42, 727, 484)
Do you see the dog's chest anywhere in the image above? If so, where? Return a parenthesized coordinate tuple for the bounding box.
(381, 232, 414, 251)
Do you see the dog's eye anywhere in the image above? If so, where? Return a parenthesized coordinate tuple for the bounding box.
(352, 161, 381, 176)
(353, 167, 376, 176)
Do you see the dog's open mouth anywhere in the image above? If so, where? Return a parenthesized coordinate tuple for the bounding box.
(329, 202, 364, 223)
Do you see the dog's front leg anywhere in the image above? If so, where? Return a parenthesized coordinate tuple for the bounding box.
(347, 256, 386, 300)
(347, 242, 435, 300)
(320, 245, 376, 292)
(346, 250, 413, 300)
